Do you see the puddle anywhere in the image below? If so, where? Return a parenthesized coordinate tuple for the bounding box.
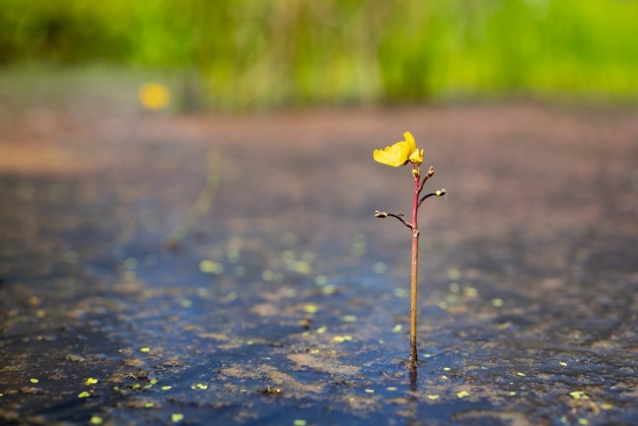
(1, 104, 638, 424)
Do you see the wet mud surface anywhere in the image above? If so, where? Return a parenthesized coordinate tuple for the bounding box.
(1, 103, 638, 425)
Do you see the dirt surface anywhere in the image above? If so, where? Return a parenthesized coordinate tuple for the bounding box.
(1, 101, 638, 425)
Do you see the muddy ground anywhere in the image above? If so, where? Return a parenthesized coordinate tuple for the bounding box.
(1, 99, 637, 425)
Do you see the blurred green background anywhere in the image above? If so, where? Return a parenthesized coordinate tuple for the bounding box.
(1, 0, 637, 110)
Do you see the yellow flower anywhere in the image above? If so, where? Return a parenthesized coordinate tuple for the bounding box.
(403, 131, 417, 154)
(373, 131, 423, 167)
(138, 82, 170, 110)
(372, 140, 412, 167)
(409, 148, 424, 166)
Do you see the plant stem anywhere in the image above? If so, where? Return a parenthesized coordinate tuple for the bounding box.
(410, 166, 420, 364)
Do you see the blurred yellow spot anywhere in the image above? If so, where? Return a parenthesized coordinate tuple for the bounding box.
(140, 347, 150, 353)
(457, 390, 469, 398)
(315, 275, 327, 286)
(145, 402, 154, 408)
(372, 262, 387, 274)
(322, 285, 336, 295)
(171, 413, 184, 423)
(491, 298, 504, 307)
(180, 300, 192, 308)
(516, 372, 526, 377)
(578, 419, 589, 426)
(262, 270, 275, 281)
(316, 326, 327, 334)
(30, 378, 39, 383)
(285, 289, 298, 298)
(193, 383, 208, 390)
(78, 391, 91, 398)
(293, 261, 312, 274)
(463, 287, 478, 297)
(392, 324, 402, 333)
(162, 386, 172, 390)
(449, 282, 460, 293)
(387, 387, 397, 391)
(393, 288, 407, 298)
(365, 389, 374, 393)
(199, 260, 223, 274)
(509, 391, 516, 396)
(343, 315, 357, 322)
(570, 391, 588, 400)
(560, 361, 567, 367)
(600, 403, 613, 410)
(90, 417, 103, 425)
(86, 378, 98, 385)
(443, 368, 451, 371)
(427, 394, 440, 400)
(448, 268, 461, 280)
(303, 304, 318, 314)
(139, 83, 170, 110)
(293, 421, 307, 426)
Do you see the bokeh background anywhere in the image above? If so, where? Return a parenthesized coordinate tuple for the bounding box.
(2, 2, 638, 425)
(1, 0, 637, 110)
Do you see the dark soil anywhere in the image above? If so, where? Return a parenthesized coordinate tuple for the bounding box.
(1, 101, 637, 425)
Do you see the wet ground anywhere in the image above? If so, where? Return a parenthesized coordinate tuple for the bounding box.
(1, 99, 637, 425)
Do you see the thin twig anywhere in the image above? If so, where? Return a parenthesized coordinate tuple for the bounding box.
(375, 211, 413, 230)
(417, 166, 435, 194)
(417, 188, 447, 208)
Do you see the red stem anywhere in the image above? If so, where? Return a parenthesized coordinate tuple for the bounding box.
(410, 165, 420, 364)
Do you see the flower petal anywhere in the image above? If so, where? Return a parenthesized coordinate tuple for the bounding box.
(409, 148, 424, 165)
(373, 141, 411, 167)
(403, 132, 416, 154)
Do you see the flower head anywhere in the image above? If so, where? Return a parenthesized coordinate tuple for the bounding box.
(373, 131, 423, 167)
(409, 148, 424, 166)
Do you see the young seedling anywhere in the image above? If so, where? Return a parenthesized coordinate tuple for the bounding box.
(373, 131, 446, 365)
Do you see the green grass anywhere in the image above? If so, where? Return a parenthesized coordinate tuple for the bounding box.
(1, 0, 637, 109)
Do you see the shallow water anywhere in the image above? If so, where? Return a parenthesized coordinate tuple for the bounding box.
(1, 104, 638, 425)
